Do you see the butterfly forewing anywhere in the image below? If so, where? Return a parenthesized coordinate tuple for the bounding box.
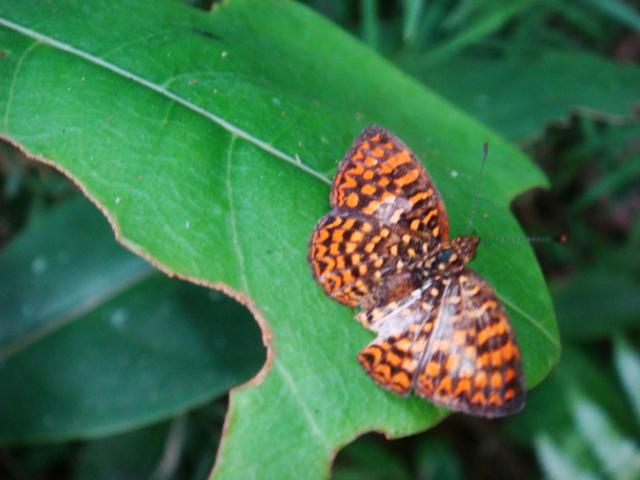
(309, 126, 447, 308)
(330, 126, 450, 243)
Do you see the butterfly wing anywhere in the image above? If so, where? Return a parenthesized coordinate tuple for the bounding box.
(330, 126, 450, 242)
(309, 126, 447, 308)
(356, 278, 443, 395)
(309, 210, 427, 308)
(413, 268, 525, 417)
(309, 212, 394, 307)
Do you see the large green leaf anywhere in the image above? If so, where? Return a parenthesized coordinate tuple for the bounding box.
(0, 0, 559, 478)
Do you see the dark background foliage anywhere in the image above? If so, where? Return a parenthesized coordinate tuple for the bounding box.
(1, 1, 639, 479)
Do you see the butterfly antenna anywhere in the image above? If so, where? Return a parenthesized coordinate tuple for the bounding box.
(466, 141, 489, 236)
(481, 235, 567, 244)
(465, 143, 567, 245)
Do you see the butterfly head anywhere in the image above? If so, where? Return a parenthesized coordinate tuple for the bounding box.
(451, 233, 480, 265)
(422, 233, 480, 277)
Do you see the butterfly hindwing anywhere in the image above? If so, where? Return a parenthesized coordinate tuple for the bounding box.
(308, 210, 407, 307)
(413, 268, 525, 417)
(356, 280, 442, 395)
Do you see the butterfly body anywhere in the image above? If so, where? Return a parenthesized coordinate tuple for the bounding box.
(308, 126, 525, 418)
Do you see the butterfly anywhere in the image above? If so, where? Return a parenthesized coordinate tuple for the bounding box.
(308, 126, 525, 418)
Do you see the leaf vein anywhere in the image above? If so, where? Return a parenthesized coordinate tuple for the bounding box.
(274, 358, 331, 453)
(226, 134, 249, 293)
(498, 293, 560, 349)
(2, 38, 39, 131)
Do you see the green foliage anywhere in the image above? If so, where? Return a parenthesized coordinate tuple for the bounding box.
(1, 0, 639, 479)
(534, 337, 640, 480)
(0, 195, 265, 442)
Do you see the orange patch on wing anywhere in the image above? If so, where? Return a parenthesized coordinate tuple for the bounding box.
(474, 370, 488, 389)
(394, 169, 419, 187)
(373, 363, 392, 382)
(350, 230, 364, 242)
(436, 375, 453, 395)
(386, 351, 402, 367)
(391, 372, 411, 392)
(489, 392, 503, 406)
(361, 183, 377, 195)
(490, 372, 503, 389)
(426, 361, 441, 377)
(410, 191, 429, 205)
(359, 346, 383, 368)
(454, 378, 472, 397)
(346, 192, 359, 208)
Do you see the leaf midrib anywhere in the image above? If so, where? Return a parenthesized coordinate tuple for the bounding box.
(0, 17, 332, 186)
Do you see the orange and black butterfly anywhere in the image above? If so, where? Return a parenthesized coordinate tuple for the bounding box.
(308, 126, 525, 418)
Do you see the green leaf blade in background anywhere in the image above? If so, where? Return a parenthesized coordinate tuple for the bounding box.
(399, 51, 640, 142)
(0, 0, 560, 478)
(614, 336, 640, 420)
(0, 194, 153, 352)
(0, 196, 265, 442)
